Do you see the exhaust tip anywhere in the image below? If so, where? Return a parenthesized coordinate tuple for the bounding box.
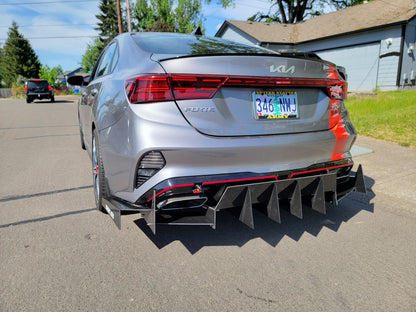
(157, 195, 207, 211)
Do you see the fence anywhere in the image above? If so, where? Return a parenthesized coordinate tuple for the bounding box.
(0, 88, 12, 98)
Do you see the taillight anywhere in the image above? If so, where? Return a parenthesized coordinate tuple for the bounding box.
(48, 85, 52, 92)
(25, 86, 28, 92)
(125, 68, 347, 104)
(170, 75, 226, 99)
(326, 64, 347, 129)
(125, 74, 226, 104)
(125, 75, 173, 103)
(327, 65, 347, 100)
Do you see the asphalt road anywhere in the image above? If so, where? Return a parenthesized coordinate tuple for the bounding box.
(1, 97, 415, 312)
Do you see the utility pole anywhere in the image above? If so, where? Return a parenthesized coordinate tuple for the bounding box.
(126, 0, 132, 32)
(116, 0, 123, 34)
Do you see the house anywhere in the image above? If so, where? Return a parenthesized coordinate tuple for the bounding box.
(215, 0, 416, 91)
(56, 67, 83, 86)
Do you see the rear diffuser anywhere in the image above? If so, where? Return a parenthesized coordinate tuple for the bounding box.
(104, 165, 366, 233)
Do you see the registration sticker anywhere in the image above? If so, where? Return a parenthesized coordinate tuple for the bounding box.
(252, 91, 299, 119)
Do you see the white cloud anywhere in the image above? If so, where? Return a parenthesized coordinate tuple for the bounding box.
(0, 0, 100, 70)
(0, 0, 273, 70)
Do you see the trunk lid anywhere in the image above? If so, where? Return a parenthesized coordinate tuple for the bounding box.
(157, 55, 337, 137)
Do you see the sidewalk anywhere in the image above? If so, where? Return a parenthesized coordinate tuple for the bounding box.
(353, 135, 416, 212)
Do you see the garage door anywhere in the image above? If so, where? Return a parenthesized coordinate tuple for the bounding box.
(316, 43, 380, 91)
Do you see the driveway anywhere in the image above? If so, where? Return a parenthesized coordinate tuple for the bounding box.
(0, 97, 415, 311)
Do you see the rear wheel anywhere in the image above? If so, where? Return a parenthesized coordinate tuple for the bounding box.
(51, 96, 55, 103)
(26, 97, 31, 104)
(92, 130, 109, 212)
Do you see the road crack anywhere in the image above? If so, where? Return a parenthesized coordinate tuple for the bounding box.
(236, 288, 279, 304)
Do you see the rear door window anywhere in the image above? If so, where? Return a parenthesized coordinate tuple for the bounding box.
(95, 42, 118, 78)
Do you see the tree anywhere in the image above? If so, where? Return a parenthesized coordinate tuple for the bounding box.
(80, 38, 104, 73)
(175, 0, 203, 33)
(95, 0, 125, 48)
(0, 21, 40, 87)
(39, 64, 63, 85)
(248, 0, 372, 24)
(0, 46, 4, 86)
(133, 0, 231, 33)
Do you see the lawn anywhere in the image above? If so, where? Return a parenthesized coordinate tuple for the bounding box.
(345, 89, 416, 147)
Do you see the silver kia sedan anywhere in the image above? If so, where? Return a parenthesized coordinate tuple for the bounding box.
(69, 32, 365, 232)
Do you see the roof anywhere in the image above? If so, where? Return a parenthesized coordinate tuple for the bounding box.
(216, 0, 416, 44)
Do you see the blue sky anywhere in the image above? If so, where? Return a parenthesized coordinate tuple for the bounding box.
(0, 0, 272, 72)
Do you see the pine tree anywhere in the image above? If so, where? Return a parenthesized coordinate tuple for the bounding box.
(95, 0, 124, 47)
(0, 21, 41, 87)
(0, 46, 5, 86)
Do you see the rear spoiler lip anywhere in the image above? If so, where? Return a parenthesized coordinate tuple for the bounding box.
(152, 52, 280, 62)
(151, 52, 331, 63)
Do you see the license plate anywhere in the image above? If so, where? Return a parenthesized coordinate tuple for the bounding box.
(252, 91, 299, 119)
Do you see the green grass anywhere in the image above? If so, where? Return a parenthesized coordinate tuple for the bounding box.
(345, 89, 416, 147)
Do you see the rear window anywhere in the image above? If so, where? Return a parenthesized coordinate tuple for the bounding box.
(27, 80, 49, 88)
(131, 33, 276, 56)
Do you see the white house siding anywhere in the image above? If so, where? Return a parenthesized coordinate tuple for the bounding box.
(297, 26, 403, 91)
(377, 30, 402, 90)
(401, 17, 416, 87)
(217, 23, 412, 91)
(316, 43, 380, 91)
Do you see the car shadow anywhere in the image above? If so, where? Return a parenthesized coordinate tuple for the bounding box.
(133, 175, 375, 254)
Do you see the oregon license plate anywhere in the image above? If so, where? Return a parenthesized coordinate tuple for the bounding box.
(252, 91, 299, 119)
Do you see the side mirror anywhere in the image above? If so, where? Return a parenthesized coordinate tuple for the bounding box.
(68, 75, 89, 86)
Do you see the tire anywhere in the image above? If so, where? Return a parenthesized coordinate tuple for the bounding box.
(51, 96, 55, 103)
(92, 129, 109, 213)
(26, 97, 31, 104)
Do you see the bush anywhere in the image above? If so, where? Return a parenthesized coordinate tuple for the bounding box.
(11, 82, 24, 98)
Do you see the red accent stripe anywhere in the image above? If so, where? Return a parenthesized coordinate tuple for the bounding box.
(147, 183, 194, 202)
(147, 175, 278, 202)
(289, 163, 353, 179)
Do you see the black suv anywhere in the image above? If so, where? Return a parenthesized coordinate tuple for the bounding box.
(25, 79, 55, 103)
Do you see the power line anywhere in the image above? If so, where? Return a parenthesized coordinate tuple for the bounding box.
(0, 35, 98, 41)
(0, 0, 97, 5)
(0, 23, 96, 28)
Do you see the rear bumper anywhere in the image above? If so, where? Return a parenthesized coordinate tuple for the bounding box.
(104, 163, 365, 233)
(100, 101, 357, 205)
(26, 92, 52, 99)
(111, 158, 361, 208)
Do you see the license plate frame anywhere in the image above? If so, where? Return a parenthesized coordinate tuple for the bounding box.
(252, 91, 299, 120)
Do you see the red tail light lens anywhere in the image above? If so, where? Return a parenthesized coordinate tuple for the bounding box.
(48, 85, 52, 92)
(125, 74, 226, 104)
(170, 75, 226, 99)
(125, 69, 347, 104)
(25, 86, 28, 92)
(125, 75, 173, 103)
(327, 65, 347, 100)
